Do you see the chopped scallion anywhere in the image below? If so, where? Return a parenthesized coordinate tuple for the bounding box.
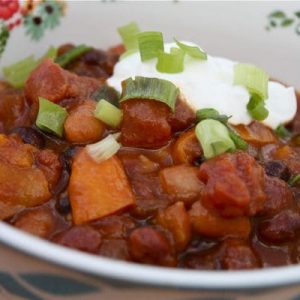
(55, 44, 91, 67)
(118, 22, 140, 51)
(196, 108, 230, 124)
(86, 133, 121, 163)
(137, 31, 164, 61)
(288, 173, 300, 186)
(228, 129, 248, 150)
(234, 63, 269, 100)
(94, 99, 123, 128)
(3, 46, 57, 88)
(234, 63, 269, 121)
(156, 47, 185, 73)
(174, 38, 207, 60)
(120, 76, 178, 111)
(275, 124, 290, 139)
(91, 85, 120, 107)
(195, 119, 236, 159)
(36, 97, 68, 138)
(247, 95, 269, 121)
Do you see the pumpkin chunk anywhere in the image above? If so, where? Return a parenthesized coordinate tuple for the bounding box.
(69, 149, 135, 224)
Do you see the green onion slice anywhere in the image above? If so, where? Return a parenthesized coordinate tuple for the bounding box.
(137, 31, 164, 61)
(94, 99, 123, 128)
(228, 129, 248, 150)
(118, 22, 140, 51)
(86, 133, 121, 163)
(156, 47, 185, 73)
(120, 76, 178, 111)
(195, 119, 236, 159)
(40, 46, 57, 62)
(247, 95, 269, 121)
(3, 46, 57, 88)
(91, 85, 120, 107)
(275, 124, 290, 139)
(36, 97, 68, 138)
(288, 173, 300, 186)
(234, 63, 269, 100)
(196, 108, 230, 124)
(55, 44, 91, 67)
(174, 38, 207, 60)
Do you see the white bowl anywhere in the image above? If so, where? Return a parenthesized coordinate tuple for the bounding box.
(0, 1, 300, 299)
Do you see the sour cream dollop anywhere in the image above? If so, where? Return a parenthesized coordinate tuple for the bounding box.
(107, 42, 297, 129)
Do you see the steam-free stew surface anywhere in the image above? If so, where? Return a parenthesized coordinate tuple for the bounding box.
(1, 44, 300, 270)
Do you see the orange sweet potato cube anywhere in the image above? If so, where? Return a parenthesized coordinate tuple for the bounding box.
(69, 149, 135, 224)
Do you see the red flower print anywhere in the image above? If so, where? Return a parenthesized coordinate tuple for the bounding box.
(0, 0, 20, 20)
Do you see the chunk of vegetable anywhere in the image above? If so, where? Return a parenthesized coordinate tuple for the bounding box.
(174, 38, 207, 60)
(195, 119, 236, 159)
(172, 129, 202, 164)
(0, 160, 51, 218)
(55, 44, 91, 67)
(94, 99, 123, 128)
(233, 121, 277, 146)
(14, 208, 55, 238)
(137, 31, 164, 61)
(69, 149, 135, 224)
(160, 165, 204, 205)
(120, 76, 178, 112)
(36, 97, 68, 137)
(157, 202, 191, 251)
(156, 47, 185, 73)
(189, 200, 251, 238)
(118, 22, 140, 51)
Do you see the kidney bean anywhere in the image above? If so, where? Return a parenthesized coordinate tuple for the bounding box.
(258, 210, 300, 244)
(128, 227, 176, 266)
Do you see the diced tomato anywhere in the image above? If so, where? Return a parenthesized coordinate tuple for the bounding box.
(157, 202, 191, 251)
(199, 151, 266, 217)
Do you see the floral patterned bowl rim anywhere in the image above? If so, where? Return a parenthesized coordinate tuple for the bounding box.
(1, 220, 300, 290)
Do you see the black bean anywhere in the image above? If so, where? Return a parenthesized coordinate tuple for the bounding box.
(264, 160, 290, 181)
(52, 152, 73, 197)
(56, 196, 71, 215)
(10, 127, 45, 148)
